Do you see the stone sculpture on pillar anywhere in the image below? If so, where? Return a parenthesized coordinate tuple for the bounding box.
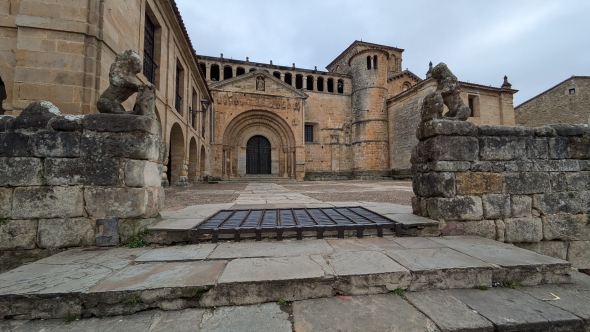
(97, 50, 158, 121)
(420, 62, 470, 122)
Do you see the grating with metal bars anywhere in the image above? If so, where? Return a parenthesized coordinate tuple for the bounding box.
(191, 207, 401, 243)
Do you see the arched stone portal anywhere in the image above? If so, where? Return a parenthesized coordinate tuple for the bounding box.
(188, 137, 198, 183)
(222, 110, 296, 178)
(246, 135, 271, 174)
(168, 123, 187, 186)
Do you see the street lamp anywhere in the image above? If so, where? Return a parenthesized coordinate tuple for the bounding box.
(189, 98, 209, 136)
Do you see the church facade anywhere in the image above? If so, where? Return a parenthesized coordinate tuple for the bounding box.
(198, 41, 518, 180)
(0, 0, 518, 183)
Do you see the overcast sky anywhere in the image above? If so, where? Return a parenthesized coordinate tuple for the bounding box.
(175, 0, 589, 106)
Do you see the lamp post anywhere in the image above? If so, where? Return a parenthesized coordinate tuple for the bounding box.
(189, 98, 209, 135)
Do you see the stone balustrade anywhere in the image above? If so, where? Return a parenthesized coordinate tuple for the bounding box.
(411, 119, 590, 269)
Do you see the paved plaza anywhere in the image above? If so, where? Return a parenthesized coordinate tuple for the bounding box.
(1, 180, 589, 331)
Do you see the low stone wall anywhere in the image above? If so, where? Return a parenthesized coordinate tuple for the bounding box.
(411, 119, 590, 269)
(0, 102, 165, 271)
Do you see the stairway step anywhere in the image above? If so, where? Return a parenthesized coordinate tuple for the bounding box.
(0, 236, 571, 320)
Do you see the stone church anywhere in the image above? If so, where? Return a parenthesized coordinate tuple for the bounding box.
(0, 0, 518, 184)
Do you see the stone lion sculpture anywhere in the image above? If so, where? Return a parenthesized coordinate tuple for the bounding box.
(97, 50, 158, 121)
(420, 62, 470, 122)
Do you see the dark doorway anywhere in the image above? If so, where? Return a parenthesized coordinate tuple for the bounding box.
(246, 135, 271, 174)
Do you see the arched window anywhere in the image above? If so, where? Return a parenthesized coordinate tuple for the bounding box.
(236, 67, 245, 76)
(306, 75, 314, 90)
(295, 74, 303, 89)
(337, 79, 344, 94)
(402, 82, 412, 91)
(273, 71, 281, 79)
(317, 77, 324, 92)
(373, 55, 378, 70)
(210, 64, 220, 81)
(327, 78, 334, 93)
(366, 56, 371, 70)
(199, 63, 206, 78)
(285, 73, 293, 85)
(249, 68, 256, 72)
(223, 66, 233, 80)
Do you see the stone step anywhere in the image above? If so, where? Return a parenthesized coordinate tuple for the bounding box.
(0, 236, 571, 320)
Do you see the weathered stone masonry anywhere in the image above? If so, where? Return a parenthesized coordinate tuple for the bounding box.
(412, 119, 590, 268)
(0, 101, 164, 272)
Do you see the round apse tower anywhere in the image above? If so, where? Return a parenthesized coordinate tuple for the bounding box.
(349, 50, 389, 175)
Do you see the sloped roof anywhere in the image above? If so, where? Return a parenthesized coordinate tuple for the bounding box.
(515, 76, 590, 109)
(388, 69, 422, 82)
(327, 40, 404, 70)
(210, 69, 308, 99)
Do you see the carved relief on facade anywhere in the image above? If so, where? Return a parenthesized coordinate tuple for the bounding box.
(256, 76, 265, 91)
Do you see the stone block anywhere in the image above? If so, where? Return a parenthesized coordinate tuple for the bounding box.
(549, 124, 589, 136)
(428, 196, 483, 221)
(429, 161, 471, 172)
(48, 115, 83, 131)
(510, 195, 532, 218)
(568, 241, 590, 269)
(143, 186, 164, 218)
(504, 217, 543, 243)
(463, 220, 496, 239)
(579, 160, 590, 171)
(569, 136, 590, 159)
(550, 172, 568, 192)
(95, 218, 119, 247)
(411, 163, 430, 173)
(9, 100, 60, 130)
(495, 220, 505, 242)
(410, 141, 430, 164)
(0, 188, 12, 218)
(84, 187, 148, 218)
(81, 131, 161, 161)
(543, 214, 590, 241)
(478, 136, 526, 161)
(12, 186, 84, 219)
(44, 157, 122, 186)
(456, 172, 503, 195)
(411, 197, 428, 217)
(0, 220, 38, 250)
(548, 137, 570, 159)
(0, 132, 31, 157)
(419, 119, 477, 139)
(0, 116, 15, 132)
(125, 160, 162, 187)
(83, 114, 161, 136)
(533, 125, 557, 137)
(0, 157, 43, 186)
(412, 172, 455, 198)
(29, 131, 80, 157)
(440, 221, 465, 236)
(37, 218, 95, 249)
(533, 192, 585, 215)
(526, 138, 548, 159)
(503, 172, 550, 195)
(478, 125, 533, 136)
(482, 194, 510, 219)
(514, 241, 568, 260)
(504, 161, 533, 172)
(429, 136, 479, 161)
(566, 172, 590, 191)
(470, 161, 492, 172)
(532, 159, 579, 172)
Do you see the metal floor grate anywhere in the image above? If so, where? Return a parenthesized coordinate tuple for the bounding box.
(191, 207, 402, 243)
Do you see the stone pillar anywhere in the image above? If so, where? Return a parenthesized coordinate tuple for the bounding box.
(229, 150, 233, 178)
(302, 77, 307, 90)
(291, 150, 296, 178)
(283, 150, 288, 178)
(232, 67, 237, 78)
(206, 64, 211, 80)
(313, 77, 317, 91)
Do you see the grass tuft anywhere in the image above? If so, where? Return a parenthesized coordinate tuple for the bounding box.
(123, 294, 143, 306)
(126, 229, 152, 248)
(392, 287, 406, 299)
(475, 285, 489, 291)
(501, 280, 518, 289)
(277, 298, 287, 306)
(63, 313, 79, 324)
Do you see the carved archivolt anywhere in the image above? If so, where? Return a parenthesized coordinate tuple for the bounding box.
(222, 110, 297, 150)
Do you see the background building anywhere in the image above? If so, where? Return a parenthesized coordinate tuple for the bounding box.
(515, 76, 590, 127)
(0, 1, 518, 182)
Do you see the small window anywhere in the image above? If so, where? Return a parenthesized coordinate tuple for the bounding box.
(337, 79, 344, 94)
(373, 55, 378, 70)
(273, 71, 281, 79)
(306, 76, 314, 90)
(210, 64, 220, 81)
(304, 125, 314, 142)
(175, 64, 184, 114)
(143, 14, 157, 84)
(285, 73, 293, 85)
(569, 88, 575, 95)
(295, 75, 303, 89)
(468, 95, 479, 118)
(366, 56, 371, 70)
(236, 67, 245, 76)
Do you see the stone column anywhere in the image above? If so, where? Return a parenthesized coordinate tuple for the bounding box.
(302, 76, 307, 90)
(230, 150, 233, 178)
(291, 150, 296, 178)
(280, 73, 285, 82)
(222, 150, 227, 178)
(232, 67, 237, 78)
(283, 150, 288, 178)
(313, 78, 317, 91)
